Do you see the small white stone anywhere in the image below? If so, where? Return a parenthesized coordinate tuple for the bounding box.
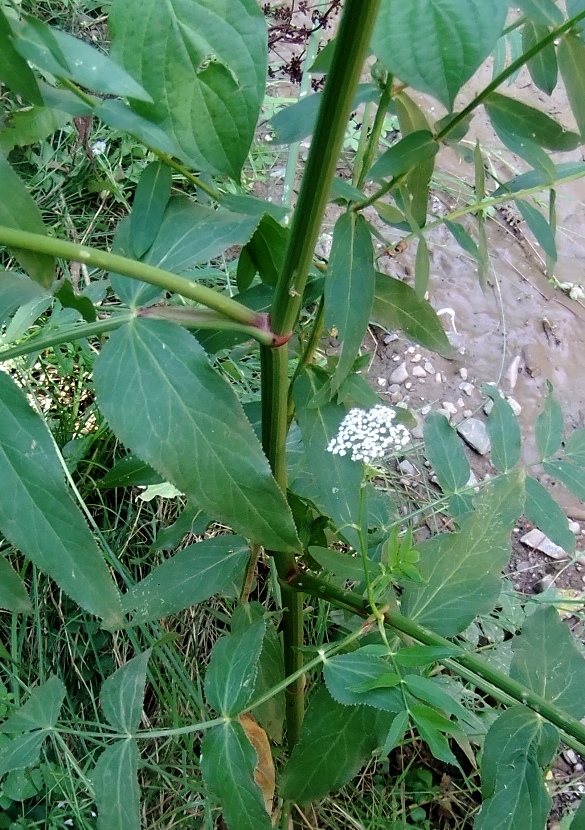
(507, 396, 522, 416)
(459, 382, 474, 396)
(569, 521, 580, 534)
(463, 409, 472, 418)
(483, 399, 494, 416)
(391, 391, 402, 404)
(457, 418, 491, 455)
(407, 346, 416, 354)
(459, 367, 468, 380)
(411, 353, 422, 363)
(390, 362, 409, 384)
(405, 382, 412, 390)
(412, 365, 427, 378)
(424, 361, 435, 374)
(392, 354, 401, 362)
(457, 397, 465, 408)
(435, 372, 442, 383)
(442, 401, 458, 415)
(398, 459, 416, 476)
(421, 405, 431, 415)
(383, 333, 399, 345)
(520, 528, 569, 559)
(388, 384, 400, 394)
(377, 377, 387, 387)
(411, 423, 424, 439)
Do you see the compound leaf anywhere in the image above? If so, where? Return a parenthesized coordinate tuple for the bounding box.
(100, 651, 151, 734)
(109, 0, 267, 178)
(205, 619, 265, 717)
(372, 0, 508, 110)
(325, 213, 375, 392)
(94, 319, 300, 554)
(510, 606, 585, 718)
(423, 412, 470, 494)
(201, 721, 272, 830)
(91, 739, 141, 830)
(0, 373, 123, 628)
(123, 536, 249, 624)
(401, 471, 525, 636)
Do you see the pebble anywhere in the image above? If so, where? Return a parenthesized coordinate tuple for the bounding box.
(520, 529, 569, 560)
(421, 405, 431, 416)
(467, 471, 479, 487)
(463, 409, 472, 418)
(516, 560, 532, 572)
(398, 459, 416, 476)
(406, 346, 416, 354)
(388, 384, 400, 394)
(459, 382, 474, 396)
(570, 521, 581, 534)
(411, 354, 422, 363)
(507, 396, 522, 416)
(424, 361, 435, 374)
(390, 391, 402, 404)
(457, 418, 491, 454)
(383, 333, 399, 345)
(411, 423, 424, 439)
(484, 399, 494, 416)
(405, 382, 412, 390)
(457, 397, 465, 408)
(563, 749, 579, 766)
(390, 362, 409, 384)
(435, 372, 442, 383)
(412, 365, 427, 378)
(392, 354, 401, 362)
(442, 401, 458, 415)
(377, 377, 387, 386)
(459, 367, 468, 380)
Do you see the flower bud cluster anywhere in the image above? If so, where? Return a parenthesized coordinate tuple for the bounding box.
(326, 405, 410, 464)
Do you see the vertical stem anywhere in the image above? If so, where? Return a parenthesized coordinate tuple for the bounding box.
(261, 0, 383, 754)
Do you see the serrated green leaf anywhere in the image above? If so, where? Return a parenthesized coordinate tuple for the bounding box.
(371, 273, 452, 356)
(100, 651, 151, 734)
(0, 557, 31, 614)
(410, 704, 460, 767)
(201, 721, 272, 830)
(0, 373, 123, 627)
(544, 459, 585, 500)
(123, 536, 249, 624)
(349, 672, 401, 693)
(515, 198, 557, 260)
(0, 155, 55, 287)
(205, 619, 265, 716)
(91, 740, 141, 830)
(517, 0, 563, 25)
(54, 279, 96, 323)
(401, 472, 525, 636)
(323, 650, 404, 712)
(423, 412, 470, 494)
(0, 677, 65, 733)
(0, 730, 49, 778)
(0, 10, 42, 104)
(325, 213, 375, 392)
(372, 0, 507, 110)
(535, 383, 564, 460)
(368, 131, 438, 181)
(524, 476, 575, 554)
(94, 319, 300, 553)
(395, 645, 458, 668)
(244, 214, 289, 288)
(239, 607, 285, 744)
(292, 370, 362, 549)
(510, 606, 585, 718)
(380, 710, 410, 757)
(477, 706, 556, 830)
(0, 272, 50, 326)
(130, 162, 172, 259)
(109, 0, 267, 178)
(565, 428, 585, 465)
(485, 92, 580, 151)
(558, 34, 585, 139)
(0, 106, 70, 154)
(403, 676, 469, 723)
(281, 687, 382, 803)
(483, 386, 521, 472)
(308, 546, 365, 582)
(13, 17, 152, 102)
(523, 22, 558, 95)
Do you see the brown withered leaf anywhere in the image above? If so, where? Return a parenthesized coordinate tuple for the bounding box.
(238, 713, 275, 817)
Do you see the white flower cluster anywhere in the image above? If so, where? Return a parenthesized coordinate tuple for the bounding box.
(326, 405, 410, 464)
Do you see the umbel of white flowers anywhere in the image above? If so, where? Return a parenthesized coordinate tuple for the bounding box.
(326, 405, 410, 464)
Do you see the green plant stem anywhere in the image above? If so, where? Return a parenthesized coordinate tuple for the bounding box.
(357, 75, 393, 189)
(287, 295, 325, 416)
(435, 7, 585, 143)
(261, 0, 382, 754)
(0, 313, 133, 362)
(270, 0, 382, 336)
(0, 226, 262, 328)
(286, 570, 585, 754)
(137, 305, 276, 345)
